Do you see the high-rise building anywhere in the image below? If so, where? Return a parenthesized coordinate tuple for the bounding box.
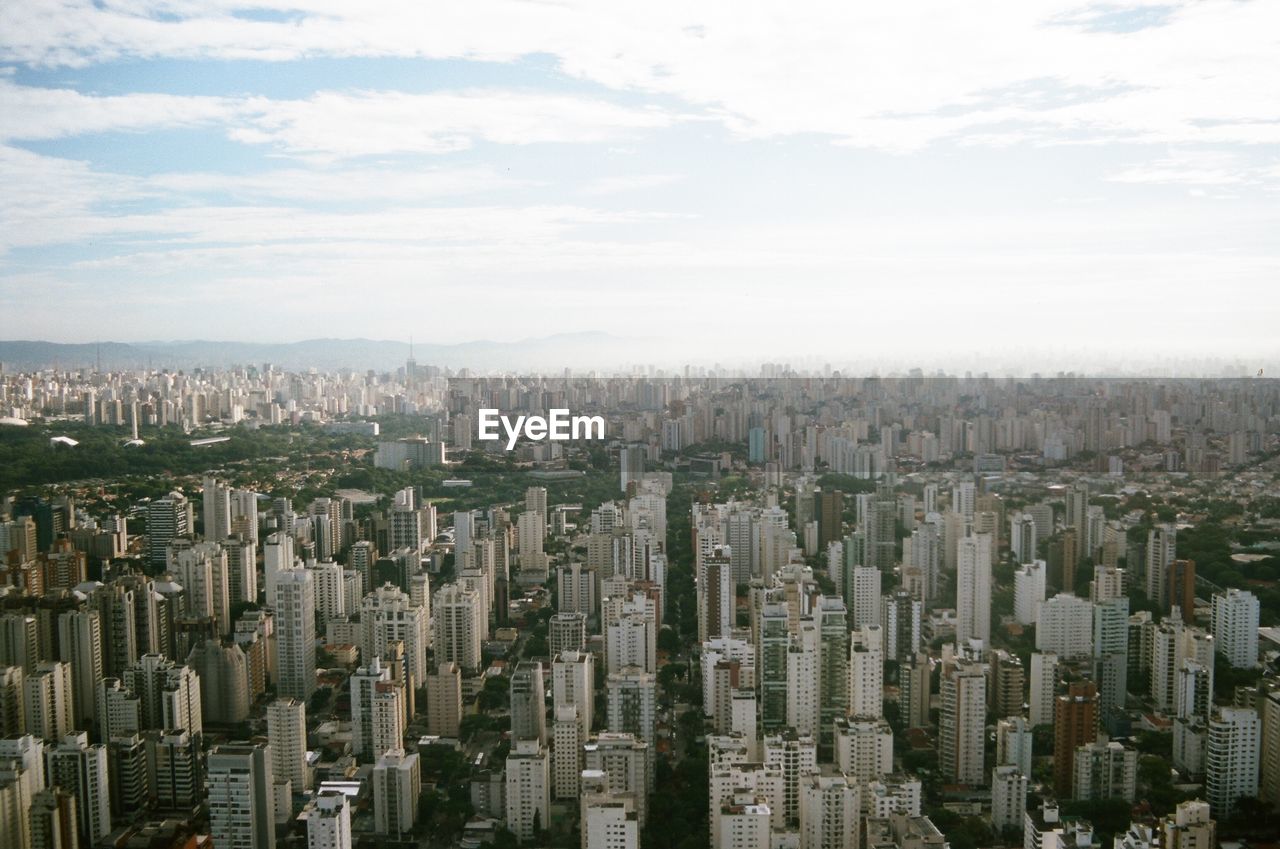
(549, 612, 587, 657)
(203, 476, 233, 541)
(848, 625, 883, 719)
(350, 657, 392, 760)
(607, 610, 656, 674)
(0, 614, 39, 673)
(940, 657, 986, 786)
(1093, 596, 1130, 718)
(1010, 512, 1037, 565)
(799, 769, 860, 849)
(991, 765, 1029, 832)
(505, 739, 550, 841)
(606, 668, 657, 763)
(759, 603, 789, 733)
(511, 662, 547, 744)
(1146, 524, 1177, 610)
(880, 590, 920, 663)
(121, 654, 202, 743)
(208, 743, 276, 849)
(57, 609, 103, 729)
(263, 532, 295, 605)
(1205, 708, 1260, 818)
(1029, 652, 1058, 727)
(763, 730, 818, 826)
(371, 748, 419, 838)
(1014, 561, 1047, 626)
(304, 790, 352, 849)
(1036, 593, 1093, 659)
(817, 597, 849, 751)
(426, 662, 463, 738)
(996, 716, 1033, 776)
(1053, 681, 1099, 798)
(274, 568, 316, 701)
(697, 547, 733, 644)
(147, 494, 192, 570)
(955, 530, 992, 645)
(23, 661, 74, 741)
(1211, 588, 1259, 669)
(1072, 740, 1137, 802)
(1162, 799, 1216, 849)
(360, 583, 429, 695)
(815, 489, 844, 550)
(582, 766, 641, 849)
(584, 733, 650, 826)
(432, 583, 483, 672)
(832, 717, 892, 781)
(990, 651, 1026, 720)
(267, 698, 308, 796)
(44, 732, 111, 845)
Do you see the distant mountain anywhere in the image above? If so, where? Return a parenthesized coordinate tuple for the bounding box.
(0, 333, 655, 372)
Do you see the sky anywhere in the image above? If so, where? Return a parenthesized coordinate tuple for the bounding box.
(1, 1, 1278, 368)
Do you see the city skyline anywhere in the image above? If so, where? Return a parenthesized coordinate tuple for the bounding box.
(2, 2, 1279, 360)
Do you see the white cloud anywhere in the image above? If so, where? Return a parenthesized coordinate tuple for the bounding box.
(230, 89, 676, 159)
(579, 174, 679, 196)
(0, 79, 678, 159)
(4, 2, 1278, 151)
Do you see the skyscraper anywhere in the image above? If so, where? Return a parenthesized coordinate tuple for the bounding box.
(510, 661, 548, 744)
(274, 568, 317, 700)
(432, 583, 483, 672)
(505, 739, 550, 842)
(57, 609, 103, 729)
(1053, 681, 1099, 798)
(44, 732, 111, 846)
(1211, 588, 1259, 669)
(267, 698, 308, 795)
(940, 657, 986, 786)
(147, 493, 191, 570)
(426, 662, 463, 738)
(798, 770, 860, 849)
(816, 597, 849, 751)
(1205, 708, 1260, 818)
(304, 790, 352, 849)
(208, 743, 276, 849)
(956, 529, 992, 645)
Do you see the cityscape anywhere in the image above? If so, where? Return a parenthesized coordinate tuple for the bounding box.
(4, 2, 1280, 849)
(0, 366, 1279, 849)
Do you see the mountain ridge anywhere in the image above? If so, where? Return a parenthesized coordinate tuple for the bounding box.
(0, 332, 649, 372)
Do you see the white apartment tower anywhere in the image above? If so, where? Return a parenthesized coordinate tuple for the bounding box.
(305, 791, 352, 849)
(505, 739, 550, 842)
(1205, 708, 1260, 819)
(1212, 588, 1259, 669)
(267, 698, 309, 796)
(956, 530, 992, 645)
(432, 583, 483, 672)
(274, 568, 317, 700)
(208, 743, 276, 849)
(799, 770, 860, 849)
(940, 658, 986, 785)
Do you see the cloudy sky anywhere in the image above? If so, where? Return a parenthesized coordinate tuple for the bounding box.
(1, 1, 1278, 367)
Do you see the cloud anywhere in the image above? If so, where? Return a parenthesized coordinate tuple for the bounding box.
(0, 79, 678, 160)
(4, 2, 1278, 151)
(579, 174, 680, 196)
(230, 89, 676, 159)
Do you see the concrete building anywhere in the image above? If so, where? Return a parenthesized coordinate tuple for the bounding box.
(372, 748, 420, 838)
(1211, 588, 1259, 669)
(504, 739, 550, 842)
(208, 743, 276, 849)
(426, 662, 463, 738)
(268, 698, 309, 796)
